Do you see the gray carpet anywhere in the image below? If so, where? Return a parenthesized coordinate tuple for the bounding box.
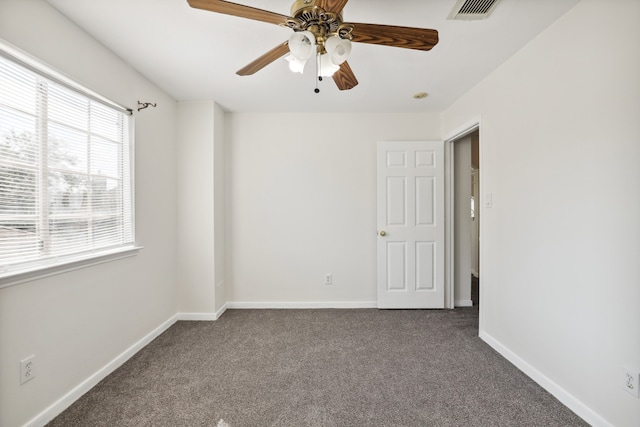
(48, 308, 588, 426)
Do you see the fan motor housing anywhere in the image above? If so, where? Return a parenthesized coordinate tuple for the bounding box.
(286, 0, 353, 43)
(290, 0, 318, 17)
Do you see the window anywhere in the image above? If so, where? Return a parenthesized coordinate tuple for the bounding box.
(0, 47, 135, 281)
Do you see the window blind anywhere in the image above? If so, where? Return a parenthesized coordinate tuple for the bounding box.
(0, 51, 134, 274)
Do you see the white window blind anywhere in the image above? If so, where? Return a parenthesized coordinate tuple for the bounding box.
(0, 50, 134, 277)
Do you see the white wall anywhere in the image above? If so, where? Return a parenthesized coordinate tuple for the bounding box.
(226, 113, 441, 306)
(442, 0, 640, 426)
(0, 1, 178, 426)
(177, 100, 226, 317)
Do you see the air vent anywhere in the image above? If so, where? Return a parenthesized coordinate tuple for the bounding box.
(448, 0, 502, 20)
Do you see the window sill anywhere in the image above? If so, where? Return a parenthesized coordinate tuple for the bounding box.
(0, 246, 143, 289)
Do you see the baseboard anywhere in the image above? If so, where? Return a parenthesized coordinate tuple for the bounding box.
(479, 331, 613, 427)
(226, 301, 378, 309)
(216, 303, 227, 319)
(177, 303, 227, 321)
(454, 299, 473, 307)
(26, 314, 178, 427)
(177, 313, 217, 321)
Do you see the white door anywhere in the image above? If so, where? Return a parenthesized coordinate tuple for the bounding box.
(377, 141, 445, 308)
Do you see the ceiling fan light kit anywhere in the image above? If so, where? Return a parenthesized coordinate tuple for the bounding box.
(285, 54, 306, 74)
(187, 0, 439, 92)
(319, 53, 340, 77)
(324, 35, 351, 65)
(288, 30, 316, 61)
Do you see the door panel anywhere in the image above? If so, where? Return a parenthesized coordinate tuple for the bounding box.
(387, 177, 406, 226)
(416, 177, 435, 226)
(387, 242, 407, 290)
(377, 141, 444, 308)
(416, 241, 435, 290)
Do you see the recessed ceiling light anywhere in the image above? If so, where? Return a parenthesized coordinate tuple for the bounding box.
(413, 92, 429, 99)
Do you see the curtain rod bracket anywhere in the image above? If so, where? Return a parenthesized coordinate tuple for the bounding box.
(137, 101, 157, 111)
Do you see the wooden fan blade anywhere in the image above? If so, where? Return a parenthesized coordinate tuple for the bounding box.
(187, 0, 288, 25)
(333, 61, 358, 91)
(316, 0, 350, 14)
(350, 23, 439, 51)
(236, 42, 290, 76)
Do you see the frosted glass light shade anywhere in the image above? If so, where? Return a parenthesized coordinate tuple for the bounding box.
(319, 53, 340, 77)
(288, 31, 316, 61)
(285, 54, 307, 74)
(325, 36, 351, 65)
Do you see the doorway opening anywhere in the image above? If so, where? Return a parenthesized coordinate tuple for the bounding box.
(445, 122, 481, 318)
(470, 132, 480, 306)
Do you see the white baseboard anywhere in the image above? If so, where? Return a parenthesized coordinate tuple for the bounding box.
(454, 299, 473, 307)
(216, 303, 227, 319)
(177, 303, 227, 321)
(177, 312, 217, 321)
(479, 331, 613, 427)
(226, 301, 378, 309)
(26, 315, 178, 427)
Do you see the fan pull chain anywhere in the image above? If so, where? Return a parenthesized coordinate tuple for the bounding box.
(314, 52, 320, 94)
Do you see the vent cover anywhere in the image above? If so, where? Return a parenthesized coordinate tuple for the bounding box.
(448, 0, 502, 20)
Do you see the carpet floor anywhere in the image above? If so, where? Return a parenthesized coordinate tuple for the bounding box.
(48, 308, 588, 427)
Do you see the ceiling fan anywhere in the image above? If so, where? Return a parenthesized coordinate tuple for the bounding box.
(187, 0, 439, 92)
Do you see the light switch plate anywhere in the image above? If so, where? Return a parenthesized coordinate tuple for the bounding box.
(484, 193, 493, 208)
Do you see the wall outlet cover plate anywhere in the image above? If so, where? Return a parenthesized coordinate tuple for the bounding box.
(622, 367, 640, 398)
(20, 355, 35, 385)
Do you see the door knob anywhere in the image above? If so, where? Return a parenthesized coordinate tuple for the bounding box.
(379, 230, 387, 236)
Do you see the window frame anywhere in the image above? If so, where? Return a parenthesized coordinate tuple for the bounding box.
(0, 41, 140, 288)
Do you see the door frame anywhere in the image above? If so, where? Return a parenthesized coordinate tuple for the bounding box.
(443, 118, 482, 319)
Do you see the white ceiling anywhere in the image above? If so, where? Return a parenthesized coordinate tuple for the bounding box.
(46, 0, 579, 113)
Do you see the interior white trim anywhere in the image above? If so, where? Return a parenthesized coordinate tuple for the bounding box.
(444, 140, 455, 309)
(454, 299, 473, 307)
(444, 118, 481, 313)
(177, 313, 217, 321)
(443, 117, 483, 143)
(226, 301, 377, 309)
(480, 331, 613, 427)
(0, 246, 142, 289)
(177, 303, 227, 321)
(24, 314, 178, 427)
(216, 303, 227, 319)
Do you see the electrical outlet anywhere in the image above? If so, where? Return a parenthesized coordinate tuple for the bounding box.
(622, 368, 639, 398)
(325, 273, 333, 285)
(20, 355, 35, 385)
